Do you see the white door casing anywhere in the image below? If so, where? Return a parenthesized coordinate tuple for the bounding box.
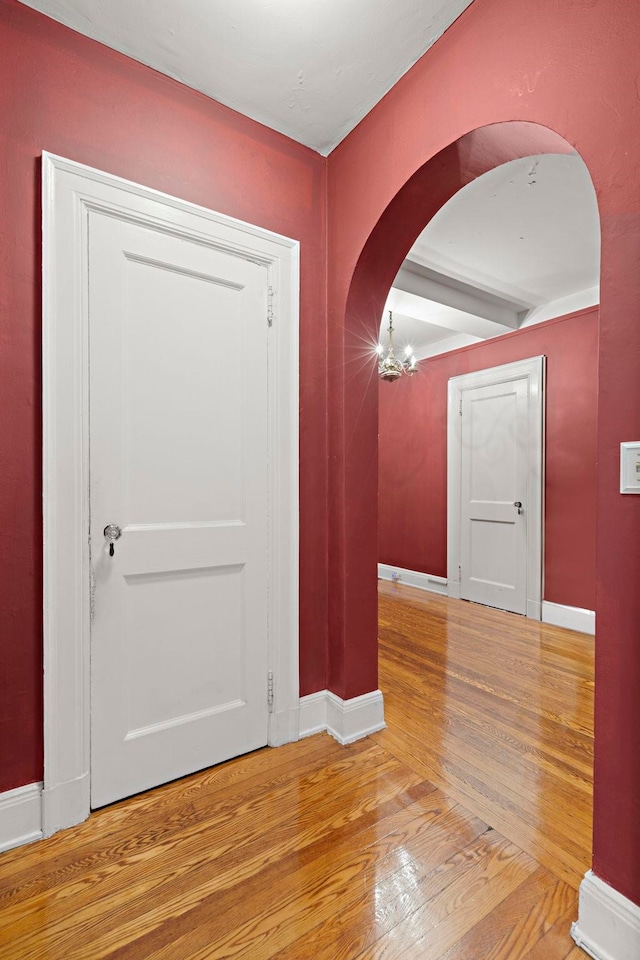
(447, 357, 544, 619)
(42, 154, 299, 832)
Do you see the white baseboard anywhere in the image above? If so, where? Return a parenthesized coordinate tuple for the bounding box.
(299, 689, 385, 744)
(542, 600, 595, 635)
(0, 782, 43, 853)
(378, 563, 448, 596)
(572, 870, 640, 960)
(298, 691, 330, 739)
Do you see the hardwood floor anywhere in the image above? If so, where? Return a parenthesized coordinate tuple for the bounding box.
(0, 586, 593, 959)
(375, 582, 594, 891)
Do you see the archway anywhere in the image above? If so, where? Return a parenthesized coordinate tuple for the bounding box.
(332, 113, 599, 915)
(374, 139, 600, 897)
(330, 122, 583, 703)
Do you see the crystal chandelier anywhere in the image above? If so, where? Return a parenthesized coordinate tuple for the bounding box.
(377, 311, 418, 382)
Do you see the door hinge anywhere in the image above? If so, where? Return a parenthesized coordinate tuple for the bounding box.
(267, 670, 274, 711)
(458, 564, 462, 581)
(458, 396, 463, 416)
(267, 286, 275, 327)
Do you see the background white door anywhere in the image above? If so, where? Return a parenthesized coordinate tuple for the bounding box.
(460, 378, 528, 614)
(448, 358, 544, 619)
(89, 211, 270, 807)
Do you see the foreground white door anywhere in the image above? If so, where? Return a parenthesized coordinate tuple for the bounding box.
(43, 154, 299, 831)
(89, 212, 270, 806)
(448, 358, 544, 618)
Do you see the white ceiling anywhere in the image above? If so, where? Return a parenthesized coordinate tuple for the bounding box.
(382, 153, 601, 360)
(18, 0, 475, 155)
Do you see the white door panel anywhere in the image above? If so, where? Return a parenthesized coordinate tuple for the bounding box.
(460, 379, 528, 614)
(89, 212, 269, 807)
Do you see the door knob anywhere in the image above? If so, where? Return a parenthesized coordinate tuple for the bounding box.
(103, 523, 122, 556)
(514, 501, 523, 515)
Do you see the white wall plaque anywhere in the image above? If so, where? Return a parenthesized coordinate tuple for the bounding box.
(620, 442, 640, 494)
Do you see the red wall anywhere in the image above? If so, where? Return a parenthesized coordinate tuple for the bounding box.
(327, 0, 640, 906)
(2, 0, 640, 914)
(379, 308, 598, 611)
(0, 0, 328, 792)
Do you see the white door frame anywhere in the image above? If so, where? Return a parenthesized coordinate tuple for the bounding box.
(447, 356, 545, 619)
(42, 153, 300, 836)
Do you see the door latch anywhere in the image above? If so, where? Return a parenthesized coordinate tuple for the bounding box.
(103, 523, 122, 556)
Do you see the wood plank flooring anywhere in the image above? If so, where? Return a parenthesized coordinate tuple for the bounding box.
(0, 586, 593, 959)
(375, 583, 594, 892)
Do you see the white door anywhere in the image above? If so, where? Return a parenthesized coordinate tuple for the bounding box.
(460, 379, 528, 613)
(448, 358, 544, 618)
(89, 211, 270, 807)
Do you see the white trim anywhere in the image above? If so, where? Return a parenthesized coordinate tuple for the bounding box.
(527, 599, 542, 620)
(447, 356, 545, 619)
(0, 783, 43, 853)
(542, 601, 595, 636)
(327, 691, 385, 744)
(299, 690, 385, 744)
(298, 691, 330, 739)
(268, 706, 301, 748)
(42, 152, 299, 838)
(378, 563, 448, 595)
(572, 870, 640, 960)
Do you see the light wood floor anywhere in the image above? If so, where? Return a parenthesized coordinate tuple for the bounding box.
(0, 585, 594, 959)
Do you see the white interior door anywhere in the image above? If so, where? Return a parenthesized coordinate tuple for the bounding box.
(460, 379, 528, 613)
(448, 358, 544, 619)
(89, 211, 270, 807)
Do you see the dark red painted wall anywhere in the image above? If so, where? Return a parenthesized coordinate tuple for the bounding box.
(0, 0, 328, 792)
(327, 0, 640, 906)
(379, 308, 598, 612)
(2, 0, 640, 914)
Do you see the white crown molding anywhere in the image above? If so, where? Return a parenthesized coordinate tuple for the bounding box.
(378, 564, 448, 596)
(299, 690, 385, 744)
(0, 783, 43, 853)
(542, 601, 595, 636)
(572, 871, 640, 960)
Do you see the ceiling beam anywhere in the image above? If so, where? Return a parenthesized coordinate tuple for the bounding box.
(395, 260, 531, 329)
(386, 287, 516, 340)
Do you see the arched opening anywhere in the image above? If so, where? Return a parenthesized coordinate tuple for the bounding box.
(337, 119, 599, 881)
(333, 124, 588, 699)
(377, 150, 599, 615)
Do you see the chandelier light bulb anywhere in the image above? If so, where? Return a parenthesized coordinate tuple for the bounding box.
(378, 311, 419, 381)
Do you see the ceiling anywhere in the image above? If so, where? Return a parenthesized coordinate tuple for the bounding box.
(382, 153, 601, 361)
(18, 0, 475, 155)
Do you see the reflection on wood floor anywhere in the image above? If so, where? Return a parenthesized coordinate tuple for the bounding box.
(0, 584, 593, 959)
(376, 582, 594, 891)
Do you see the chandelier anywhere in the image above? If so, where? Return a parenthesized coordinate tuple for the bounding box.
(377, 311, 418, 382)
